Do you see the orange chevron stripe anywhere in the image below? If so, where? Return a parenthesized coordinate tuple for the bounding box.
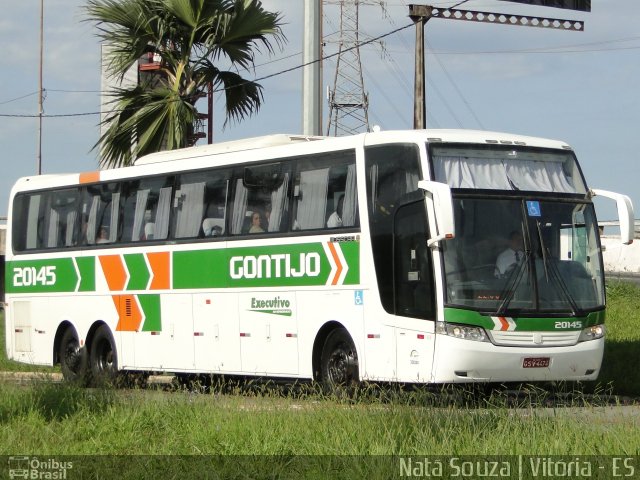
(498, 316, 509, 331)
(79, 171, 100, 184)
(99, 255, 128, 291)
(147, 252, 170, 290)
(327, 242, 343, 286)
(113, 295, 143, 331)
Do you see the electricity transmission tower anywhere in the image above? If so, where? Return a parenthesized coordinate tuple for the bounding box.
(326, 1, 385, 136)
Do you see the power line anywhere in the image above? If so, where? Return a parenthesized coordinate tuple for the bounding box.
(0, 22, 415, 119)
(0, 91, 39, 105)
(1, 22, 637, 119)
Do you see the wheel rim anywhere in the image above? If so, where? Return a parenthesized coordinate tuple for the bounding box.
(327, 342, 357, 385)
(63, 339, 82, 373)
(95, 338, 114, 373)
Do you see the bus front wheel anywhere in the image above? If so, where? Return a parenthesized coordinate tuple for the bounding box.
(90, 325, 119, 386)
(59, 328, 89, 385)
(320, 327, 359, 391)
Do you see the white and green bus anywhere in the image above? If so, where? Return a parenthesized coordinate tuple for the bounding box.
(3, 129, 634, 386)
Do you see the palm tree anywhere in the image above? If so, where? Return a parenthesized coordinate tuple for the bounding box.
(86, 0, 285, 168)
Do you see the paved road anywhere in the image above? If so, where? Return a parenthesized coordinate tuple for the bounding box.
(606, 272, 640, 285)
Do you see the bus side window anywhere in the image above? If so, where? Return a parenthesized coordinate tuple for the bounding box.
(230, 163, 289, 235)
(122, 177, 173, 242)
(325, 162, 358, 229)
(174, 169, 230, 239)
(46, 189, 82, 249)
(12, 193, 47, 251)
(365, 144, 422, 314)
(292, 150, 357, 231)
(80, 183, 121, 246)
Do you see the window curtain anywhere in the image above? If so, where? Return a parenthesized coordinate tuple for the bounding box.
(65, 211, 77, 246)
(175, 182, 205, 238)
(108, 192, 120, 242)
(434, 155, 577, 193)
(405, 169, 419, 193)
(231, 179, 248, 234)
(505, 160, 574, 193)
(86, 195, 101, 244)
(47, 208, 59, 248)
(368, 164, 378, 217)
(26, 195, 41, 249)
(296, 168, 329, 229)
(433, 156, 511, 190)
(342, 164, 358, 227)
(131, 190, 149, 241)
(154, 187, 172, 239)
(268, 173, 289, 232)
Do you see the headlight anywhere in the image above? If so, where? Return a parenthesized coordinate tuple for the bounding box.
(578, 324, 605, 342)
(436, 322, 488, 342)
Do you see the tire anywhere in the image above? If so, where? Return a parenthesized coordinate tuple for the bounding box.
(59, 328, 89, 385)
(90, 325, 119, 387)
(320, 327, 359, 391)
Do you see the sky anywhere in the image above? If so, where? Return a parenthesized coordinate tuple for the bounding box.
(0, 0, 638, 223)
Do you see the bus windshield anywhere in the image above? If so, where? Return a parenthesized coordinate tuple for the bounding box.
(442, 198, 605, 315)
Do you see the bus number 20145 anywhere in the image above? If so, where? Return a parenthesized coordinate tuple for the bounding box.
(554, 321, 583, 329)
(13, 266, 57, 287)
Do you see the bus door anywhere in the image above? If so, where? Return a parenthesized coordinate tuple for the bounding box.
(392, 199, 437, 382)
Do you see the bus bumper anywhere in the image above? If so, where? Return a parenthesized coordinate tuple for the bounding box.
(431, 335, 604, 383)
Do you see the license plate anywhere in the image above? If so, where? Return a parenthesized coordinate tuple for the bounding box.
(523, 357, 550, 368)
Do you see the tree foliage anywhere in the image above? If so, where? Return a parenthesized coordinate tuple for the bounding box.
(85, 0, 284, 167)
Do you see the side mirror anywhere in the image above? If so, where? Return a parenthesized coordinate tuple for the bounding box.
(591, 189, 635, 245)
(418, 180, 455, 247)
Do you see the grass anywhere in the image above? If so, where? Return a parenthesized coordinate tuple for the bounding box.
(0, 282, 638, 463)
(0, 382, 638, 457)
(597, 281, 640, 396)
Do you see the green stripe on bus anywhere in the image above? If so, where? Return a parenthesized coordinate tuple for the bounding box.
(6, 258, 79, 294)
(443, 307, 605, 331)
(173, 242, 360, 289)
(139, 294, 162, 331)
(76, 257, 96, 292)
(124, 254, 150, 291)
(5, 241, 361, 294)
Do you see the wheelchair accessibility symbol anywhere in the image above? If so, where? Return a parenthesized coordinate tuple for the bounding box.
(354, 290, 364, 306)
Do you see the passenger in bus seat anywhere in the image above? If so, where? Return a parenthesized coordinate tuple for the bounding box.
(249, 211, 265, 233)
(96, 226, 109, 244)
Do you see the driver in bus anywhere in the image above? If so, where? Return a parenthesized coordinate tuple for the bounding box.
(494, 230, 524, 278)
(327, 195, 344, 228)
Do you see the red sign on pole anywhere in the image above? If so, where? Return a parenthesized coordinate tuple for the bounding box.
(497, 1, 590, 12)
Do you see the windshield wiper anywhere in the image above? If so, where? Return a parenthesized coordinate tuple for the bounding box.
(535, 220, 581, 316)
(495, 248, 531, 316)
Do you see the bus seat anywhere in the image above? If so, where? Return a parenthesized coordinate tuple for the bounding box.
(144, 222, 155, 240)
(202, 218, 223, 237)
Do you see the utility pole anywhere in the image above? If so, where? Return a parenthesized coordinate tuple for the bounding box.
(408, 4, 584, 130)
(37, 0, 44, 175)
(302, 0, 323, 136)
(409, 5, 431, 130)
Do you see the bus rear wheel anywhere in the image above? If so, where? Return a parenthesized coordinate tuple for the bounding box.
(59, 328, 89, 385)
(90, 325, 119, 387)
(320, 328, 359, 391)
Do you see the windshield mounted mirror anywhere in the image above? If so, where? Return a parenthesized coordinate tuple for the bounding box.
(418, 180, 455, 247)
(591, 189, 634, 245)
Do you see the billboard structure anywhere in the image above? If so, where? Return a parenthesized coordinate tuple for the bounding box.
(498, 1, 590, 12)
